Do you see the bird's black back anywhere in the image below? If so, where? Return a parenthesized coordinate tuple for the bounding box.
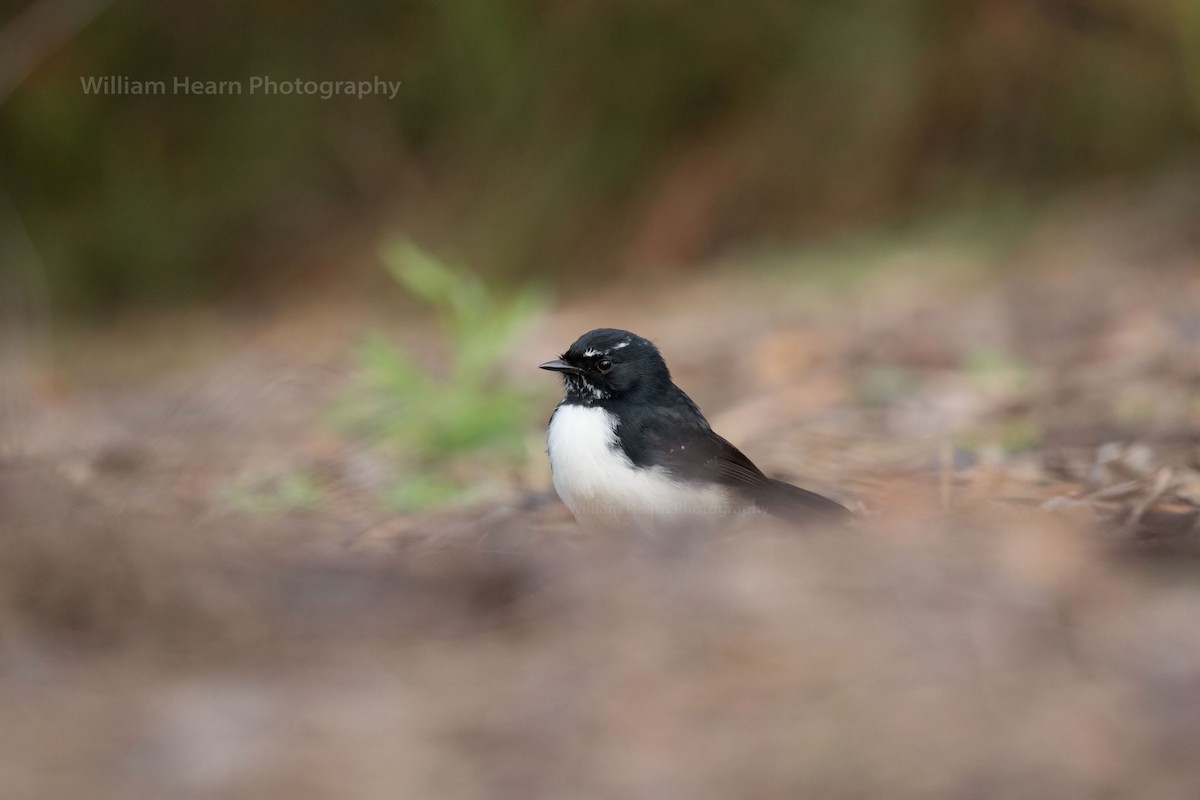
(604, 382, 848, 522)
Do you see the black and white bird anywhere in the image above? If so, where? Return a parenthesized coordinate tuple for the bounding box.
(540, 328, 848, 534)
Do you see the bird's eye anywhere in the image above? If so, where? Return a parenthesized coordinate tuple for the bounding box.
(596, 359, 613, 373)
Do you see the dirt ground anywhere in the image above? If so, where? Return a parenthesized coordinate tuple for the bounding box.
(2, 193, 1200, 799)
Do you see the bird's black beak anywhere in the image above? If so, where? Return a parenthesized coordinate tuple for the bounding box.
(539, 358, 582, 375)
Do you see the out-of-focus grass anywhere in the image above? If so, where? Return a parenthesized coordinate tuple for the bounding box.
(334, 239, 543, 510)
(964, 348, 1033, 396)
(747, 192, 1038, 295)
(957, 416, 1041, 456)
(219, 471, 325, 515)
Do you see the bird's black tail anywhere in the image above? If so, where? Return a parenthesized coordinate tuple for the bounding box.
(754, 478, 850, 523)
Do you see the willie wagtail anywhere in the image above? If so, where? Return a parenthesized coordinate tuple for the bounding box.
(540, 328, 848, 534)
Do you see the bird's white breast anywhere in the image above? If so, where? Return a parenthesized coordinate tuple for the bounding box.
(546, 404, 734, 534)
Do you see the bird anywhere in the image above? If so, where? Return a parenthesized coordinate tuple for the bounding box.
(540, 328, 848, 535)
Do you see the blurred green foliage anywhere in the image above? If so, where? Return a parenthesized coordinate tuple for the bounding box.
(219, 470, 324, 515)
(1, 0, 1198, 313)
(335, 239, 542, 509)
(964, 348, 1033, 395)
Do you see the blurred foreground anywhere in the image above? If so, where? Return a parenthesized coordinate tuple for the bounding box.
(2, 193, 1200, 798)
(5, 474, 1200, 800)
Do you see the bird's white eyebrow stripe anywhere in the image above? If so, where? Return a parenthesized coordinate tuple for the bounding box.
(583, 348, 600, 357)
(612, 340, 630, 349)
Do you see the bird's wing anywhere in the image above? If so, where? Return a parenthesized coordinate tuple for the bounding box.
(677, 429, 772, 490)
(617, 390, 764, 485)
(623, 393, 847, 521)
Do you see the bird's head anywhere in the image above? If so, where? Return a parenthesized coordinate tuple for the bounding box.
(539, 328, 669, 403)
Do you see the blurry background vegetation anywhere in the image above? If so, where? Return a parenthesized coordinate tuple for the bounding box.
(333, 239, 544, 508)
(1, 0, 1198, 315)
